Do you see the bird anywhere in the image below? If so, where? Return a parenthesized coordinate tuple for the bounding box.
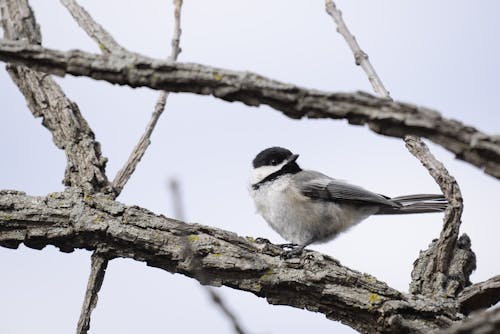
(248, 147, 447, 257)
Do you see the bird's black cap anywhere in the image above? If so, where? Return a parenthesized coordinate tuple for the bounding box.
(252, 147, 296, 168)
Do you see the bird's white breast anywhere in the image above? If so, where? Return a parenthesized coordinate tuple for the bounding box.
(249, 175, 377, 245)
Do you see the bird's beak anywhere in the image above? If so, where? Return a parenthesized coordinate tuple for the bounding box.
(286, 154, 299, 164)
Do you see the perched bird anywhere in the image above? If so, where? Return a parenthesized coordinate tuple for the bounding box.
(249, 147, 447, 257)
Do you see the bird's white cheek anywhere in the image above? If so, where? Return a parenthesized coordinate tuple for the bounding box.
(249, 163, 286, 184)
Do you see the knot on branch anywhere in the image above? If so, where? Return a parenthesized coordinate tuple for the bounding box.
(410, 234, 476, 297)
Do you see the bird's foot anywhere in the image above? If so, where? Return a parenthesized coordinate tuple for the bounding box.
(278, 243, 299, 250)
(279, 244, 305, 259)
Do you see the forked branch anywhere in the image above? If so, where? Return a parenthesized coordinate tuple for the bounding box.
(324, 0, 472, 298)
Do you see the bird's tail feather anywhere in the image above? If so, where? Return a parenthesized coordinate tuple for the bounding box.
(376, 194, 447, 215)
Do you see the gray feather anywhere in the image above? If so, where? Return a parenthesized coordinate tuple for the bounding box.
(295, 171, 447, 214)
(295, 171, 399, 208)
(376, 194, 447, 214)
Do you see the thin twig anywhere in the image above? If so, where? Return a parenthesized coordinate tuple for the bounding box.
(60, 0, 127, 55)
(324, 0, 467, 296)
(168, 179, 248, 334)
(112, 0, 183, 195)
(325, 0, 391, 99)
(76, 252, 108, 334)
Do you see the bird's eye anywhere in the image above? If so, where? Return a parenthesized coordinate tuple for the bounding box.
(270, 159, 277, 166)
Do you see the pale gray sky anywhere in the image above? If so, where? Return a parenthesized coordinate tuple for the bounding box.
(1, 1, 499, 333)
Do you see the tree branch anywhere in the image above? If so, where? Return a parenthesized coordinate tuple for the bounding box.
(458, 275, 500, 315)
(112, 0, 184, 195)
(405, 136, 475, 297)
(324, 0, 391, 99)
(0, 188, 464, 334)
(436, 307, 500, 334)
(0, 1, 111, 194)
(76, 251, 108, 334)
(60, 0, 127, 55)
(324, 0, 473, 299)
(0, 39, 497, 179)
(58, 1, 185, 332)
(168, 179, 248, 334)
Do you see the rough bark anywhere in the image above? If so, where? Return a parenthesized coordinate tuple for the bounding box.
(436, 307, 500, 334)
(60, 0, 127, 55)
(458, 275, 500, 315)
(0, 1, 111, 194)
(1, 2, 498, 334)
(58, 1, 185, 332)
(0, 39, 498, 180)
(76, 252, 108, 334)
(0, 188, 464, 334)
(405, 136, 476, 297)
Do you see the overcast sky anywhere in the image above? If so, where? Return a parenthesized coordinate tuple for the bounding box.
(1, 1, 499, 333)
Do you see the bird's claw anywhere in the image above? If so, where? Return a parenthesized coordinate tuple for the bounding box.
(278, 243, 299, 250)
(279, 244, 305, 259)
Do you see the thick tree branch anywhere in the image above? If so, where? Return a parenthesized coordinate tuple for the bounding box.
(58, 1, 185, 332)
(458, 275, 500, 315)
(436, 307, 500, 334)
(0, 39, 498, 179)
(0, 1, 111, 194)
(0, 188, 464, 334)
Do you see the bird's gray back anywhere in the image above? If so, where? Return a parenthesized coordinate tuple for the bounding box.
(293, 170, 399, 208)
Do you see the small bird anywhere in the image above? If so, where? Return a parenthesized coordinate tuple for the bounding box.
(249, 147, 447, 257)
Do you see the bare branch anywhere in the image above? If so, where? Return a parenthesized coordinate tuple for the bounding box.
(112, 91, 168, 194)
(60, 0, 127, 55)
(436, 307, 500, 334)
(76, 252, 108, 334)
(0, 0, 111, 194)
(0, 39, 498, 179)
(458, 275, 500, 314)
(324, 0, 472, 298)
(0, 188, 463, 334)
(168, 0, 183, 62)
(325, 0, 391, 99)
(112, 0, 184, 195)
(57, 1, 185, 331)
(405, 136, 475, 296)
(205, 289, 246, 334)
(169, 179, 186, 221)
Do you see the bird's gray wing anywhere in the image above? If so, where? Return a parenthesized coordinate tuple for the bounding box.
(295, 170, 398, 207)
